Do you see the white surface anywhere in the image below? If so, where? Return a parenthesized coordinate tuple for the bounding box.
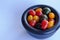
(0, 0, 60, 40)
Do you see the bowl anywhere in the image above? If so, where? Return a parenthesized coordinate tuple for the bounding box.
(21, 5, 60, 39)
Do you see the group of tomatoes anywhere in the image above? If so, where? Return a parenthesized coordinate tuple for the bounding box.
(27, 7, 55, 30)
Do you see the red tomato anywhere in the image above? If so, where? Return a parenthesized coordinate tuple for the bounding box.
(29, 20, 36, 27)
(29, 9, 36, 16)
(41, 19, 48, 30)
(36, 11, 42, 16)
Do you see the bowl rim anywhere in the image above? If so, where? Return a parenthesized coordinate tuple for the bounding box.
(22, 5, 60, 35)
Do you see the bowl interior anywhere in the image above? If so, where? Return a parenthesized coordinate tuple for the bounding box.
(24, 5, 59, 34)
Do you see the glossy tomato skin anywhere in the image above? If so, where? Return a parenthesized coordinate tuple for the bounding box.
(33, 15, 39, 22)
(47, 19, 54, 29)
(49, 12, 55, 19)
(29, 9, 36, 16)
(39, 14, 48, 22)
(41, 19, 48, 30)
(36, 11, 42, 16)
(35, 8, 42, 16)
(27, 15, 33, 22)
(29, 20, 36, 27)
(43, 7, 51, 14)
(35, 8, 42, 12)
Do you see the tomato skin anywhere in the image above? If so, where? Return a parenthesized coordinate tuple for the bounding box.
(35, 8, 42, 16)
(36, 11, 42, 16)
(39, 14, 48, 23)
(27, 15, 33, 22)
(33, 15, 39, 22)
(43, 7, 51, 14)
(29, 9, 36, 16)
(29, 20, 36, 27)
(49, 12, 55, 19)
(47, 19, 54, 29)
(41, 19, 48, 30)
(35, 8, 42, 12)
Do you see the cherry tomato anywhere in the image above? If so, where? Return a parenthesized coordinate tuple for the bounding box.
(29, 20, 36, 27)
(49, 12, 55, 19)
(33, 15, 39, 22)
(47, 19, 54, 29)
(36, 11, 42, 16)
(39, 15, 48, 22)
(35, 8, 42, 12)
(43, 7, 51, 14)
(35, 8, 42, 16)
(27, 15, 33, 22)
(41, 19, 48, 30)
(29, 9, 36, 16)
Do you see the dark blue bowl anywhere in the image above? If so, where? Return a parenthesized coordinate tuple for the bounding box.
(21, 5, 60, 39)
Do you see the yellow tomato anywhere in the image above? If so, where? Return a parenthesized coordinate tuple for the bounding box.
(35, 8, 42, 12)
(33, 15, 39, 22)
(27, 15, 33, 22)
(49, 12, 55, 19)
(47, 20, 54, 29)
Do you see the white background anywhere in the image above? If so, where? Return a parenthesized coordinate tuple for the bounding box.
(0, 0, 60, 40)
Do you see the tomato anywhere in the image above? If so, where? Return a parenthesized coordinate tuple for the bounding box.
(39, 15, 48, 22)
(36, 11, 42, 16)
(49, 12, 55, 19)
(41, 19, 48, 30)
(35, 8, 42, 12)
(35, 8, 42, 16)
(47, 19, 54, 29)
(33, 15, 39, 22)
(27, 15, 33, 22)
(29, 9, 36, 16)
(29, 20, 36, 27)
(43, 7, 51, 14)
